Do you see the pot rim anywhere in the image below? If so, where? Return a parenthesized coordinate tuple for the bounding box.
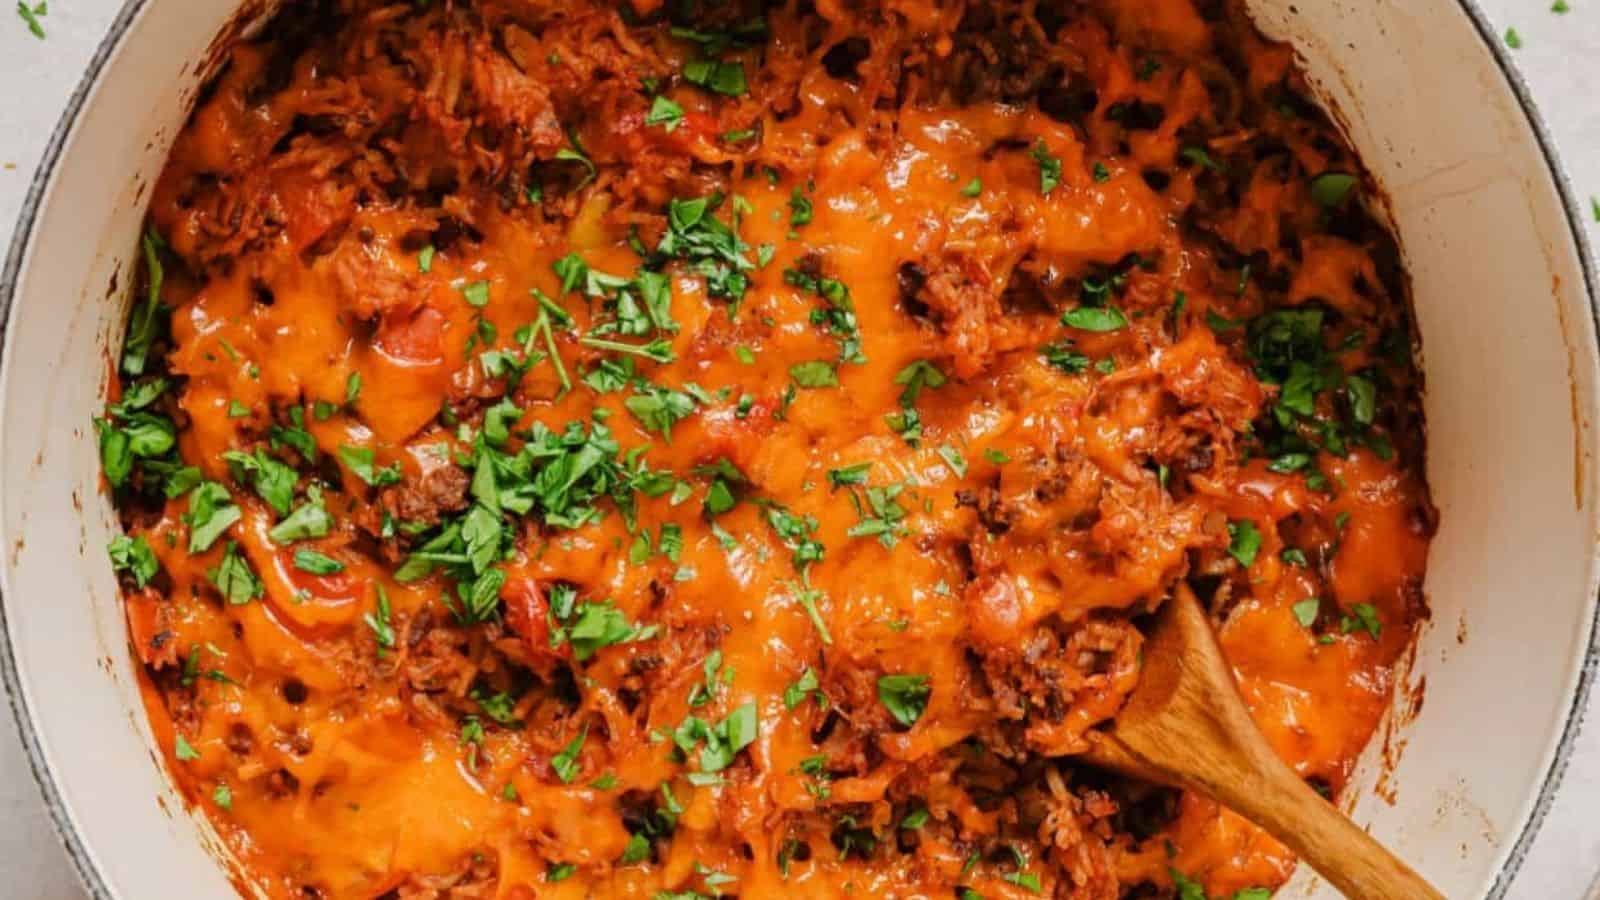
(0, 1, 1594, 898)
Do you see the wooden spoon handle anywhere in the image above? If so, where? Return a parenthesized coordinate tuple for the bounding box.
(1206, 743, 1444, 900)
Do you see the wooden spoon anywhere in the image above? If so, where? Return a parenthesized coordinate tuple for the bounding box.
(1083, 583, 1443, 900)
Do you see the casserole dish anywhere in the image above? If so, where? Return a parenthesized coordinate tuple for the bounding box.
(1, 0, 1597, 897)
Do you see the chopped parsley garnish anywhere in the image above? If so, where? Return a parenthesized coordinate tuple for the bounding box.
(581, 335, 675, 363)
(209, 541, 263, 605)
(789, 360, 838, 388)
(460, 280, 491, 308)
(787, 186, 814, 227)
(1030, 140, 1062, 195)
(271, 407, 317, 462)
(123, 230, 166, 376)
(625, 382, 697, 438)
(1227, 519, 1262, 567)
(1040, 340, 1090, 374)
(845, 483, 909, 547)
(682, 59, 748, 96)
(656, 196, 757, 304)
(784, 666, 821, 709)
(646, 95, 685, 132)
(338, 445, 403, 487)
(893, 360, 946, 406)
(16, 1, 45, 39)
(364, 584, 396, 654)
(1310, 172, 1358, 208)
(1060, 306, 1128, 332)
(184, 482, 241, 553)
(788, 577, 833, 644)
(554, 146, 597, 187)
(936, 446, 968, 478)
(672, 701, 759, 773)
(1180, 146, 1223, 172)
(827, 462, 871, 487)
(107, 534, 159, 587)
(551, 726, 587, 783)
(877, 673, 931, 727)
(783, 266, 865, 364)
(1342, 602, 1383, 638)
(269, 486, 332, 544)
(1291, 597, 1320, 628)
(221, 448, 297, 516)
(766, 504, 825, 570)
(552, 598, 659, 661)
(293, 549, 343, 575)
(96, 409, 177, 489)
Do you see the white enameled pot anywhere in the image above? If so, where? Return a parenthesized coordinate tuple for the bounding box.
(0, 1, 1595, 898)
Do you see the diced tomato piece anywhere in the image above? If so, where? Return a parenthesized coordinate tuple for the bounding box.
(374, 304, 445, 365)
(501, 576, 560, 659)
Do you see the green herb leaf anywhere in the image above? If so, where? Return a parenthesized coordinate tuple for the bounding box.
(1291, 597, 1320, 628)
(789, 360, 838, 388)
(107, 535, 159, 587)
(269, 487, 332, 544)
(15, 1, 45, 39)
(1227, 519, 1262, 567)
(900, 807, 929, 829)
(1345, 373, 1377, 426)
(1342, 602, 1383, 638)
(625, 383, 697, 438)
(784, 667, 820, 710)
(123, 231, 166, 376)
(788, 187, 813, 227)
(208, 541, 263, 605)
(365, 584, 395, 653)
(461, 280, 491, 308)
(877, 673, 931, 727)
(1040, 340, 1090, 374)
(185, 482, 241, 553)
(682, 59, 747, 96)
(1310, 172, 1358, 208)
(221, 448, 298, 516)
(1061, 306, 1128, 332)
(551, 726, 588, 783)
(338, 445, 402, 487)
(828, 462, 871, 488)
(645, 95, 685, 132)
(936, 446, 968, 478)
(1030, 140, 1062, 195)
(292, 549, 344, 575)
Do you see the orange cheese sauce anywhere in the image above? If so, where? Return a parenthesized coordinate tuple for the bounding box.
(102, 1, 1432, 897)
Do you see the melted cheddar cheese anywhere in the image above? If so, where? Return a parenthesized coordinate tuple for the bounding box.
(98, 0, 1433, 897)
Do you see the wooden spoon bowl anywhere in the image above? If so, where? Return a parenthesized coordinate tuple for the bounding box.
(1083, 584, 1443, 900)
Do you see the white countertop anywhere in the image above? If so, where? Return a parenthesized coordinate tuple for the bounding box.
(0, 1, 1597, 898)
